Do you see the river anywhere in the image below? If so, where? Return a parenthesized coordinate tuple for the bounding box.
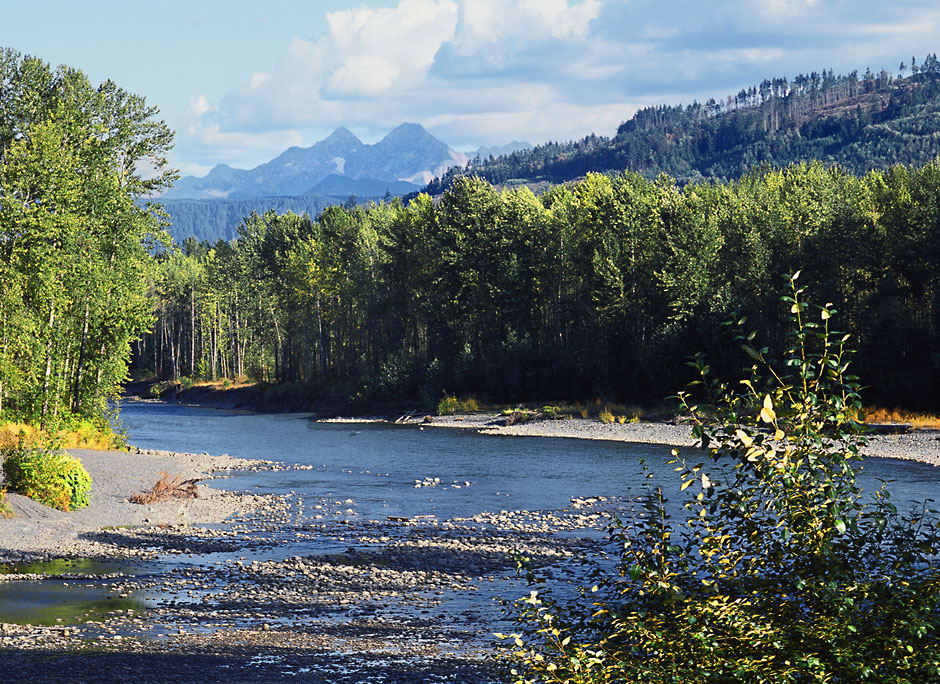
(118, 400, 940, 518)
(2, 402, 938, 682)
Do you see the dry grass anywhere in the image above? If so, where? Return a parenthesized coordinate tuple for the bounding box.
(0, 422, 43, 450)
(192, 377, 254, 390)
(0, 488, 10, 518)
(129, 472, 201, 504)
(863, 407, 940, 429)
(0, 421, 118, 451)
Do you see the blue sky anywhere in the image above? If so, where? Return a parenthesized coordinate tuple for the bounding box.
(3, 0, 939, 176)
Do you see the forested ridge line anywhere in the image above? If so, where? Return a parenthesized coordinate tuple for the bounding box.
(426, 54, 940, 194)
(138, 160, 940, 410)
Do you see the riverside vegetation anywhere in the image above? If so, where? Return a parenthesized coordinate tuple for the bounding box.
(0, 48, 173, 507)
(140, 160, 940, 412)
(500, 276, 940, 683)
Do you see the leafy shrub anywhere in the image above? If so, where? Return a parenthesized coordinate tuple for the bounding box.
(539, 406, 568, 420)
(598, 406, 615, 423)
(503, 409, 533, 426)
(0, 487, 10, 518)
(457, 397, 480, 412)
(1, 441, 92, 512)
(148, 380, 174, 398)
(179, 376, 194, 391)
(437, 395, 459, 415)
(503, 274, 940, 683)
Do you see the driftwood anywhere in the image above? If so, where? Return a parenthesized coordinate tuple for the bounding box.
(129, 472, 201, 504)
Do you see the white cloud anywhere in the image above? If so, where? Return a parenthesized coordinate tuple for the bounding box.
(757, 0, 819, 18)
(171, 0, 940, 173)
(189, 94, 212, 117)
(178, 0, 611, 169)
(451, 0, 600, 54)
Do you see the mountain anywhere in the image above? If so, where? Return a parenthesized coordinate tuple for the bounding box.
(473, 141, 532, 159)
(165, 123, 466, 200)
(305, 174, 421, 197)
(159, 195, 344, 244)
(426, 56, 940, 194)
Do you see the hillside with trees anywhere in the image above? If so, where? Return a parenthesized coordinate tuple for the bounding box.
(426, 55, 940, 193)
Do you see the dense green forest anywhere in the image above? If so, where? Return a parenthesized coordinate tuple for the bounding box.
(426, 55, 940, 193)
(0, 49, 174, 429)
(160, 195, 353, 244)
(138, 161, 940, 410)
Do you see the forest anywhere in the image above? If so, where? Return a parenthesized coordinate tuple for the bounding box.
(138, 161, 940, 411)
(427, 55, 940, 193)
(3, 47, 940, 429)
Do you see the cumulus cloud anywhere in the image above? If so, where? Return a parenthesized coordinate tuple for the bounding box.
(173, 0, 940, 172)
(758, 0, 819, 17)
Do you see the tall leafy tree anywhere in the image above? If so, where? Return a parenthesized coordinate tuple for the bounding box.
(0, 48, 175, 428)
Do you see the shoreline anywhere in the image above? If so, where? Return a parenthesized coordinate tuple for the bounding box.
(325, 412, 940, 468)
(0, 410, 937, 682)
(0, 448, 283, 564)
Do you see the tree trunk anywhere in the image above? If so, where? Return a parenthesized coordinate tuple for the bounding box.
(190, 286, 196, 377)
(40, 304, 57, 429)
(72, 299, 91, 411)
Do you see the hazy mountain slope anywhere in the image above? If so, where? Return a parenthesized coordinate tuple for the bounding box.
(165, 123, 463, 200)
(160, 195, 344, 244)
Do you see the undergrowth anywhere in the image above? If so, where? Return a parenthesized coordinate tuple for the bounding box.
(863, 406, 940, 429)
(501, 273, 940, 683)
(1, 439, 92, 511)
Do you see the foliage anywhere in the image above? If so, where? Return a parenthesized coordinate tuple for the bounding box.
(139, 158, 940, 410)
(2, 439, 92, 511)
(501, 274, 940, 683)
(0, 48, 175, 429)
(437, 395, 459, 416)
(598, 406, 615, 424)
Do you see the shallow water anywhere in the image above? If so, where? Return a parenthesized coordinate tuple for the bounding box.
(117, 400, 939, 516)
(2, 402, 937, 630)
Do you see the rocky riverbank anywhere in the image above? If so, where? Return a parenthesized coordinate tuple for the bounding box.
(2, 416, 937, 682)
(1, 446, 616, 683)
(327, 412, 940, 467)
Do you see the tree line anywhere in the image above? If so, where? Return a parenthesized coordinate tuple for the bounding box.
(139, 161, 940, 410)
(0, 48, 174, 429)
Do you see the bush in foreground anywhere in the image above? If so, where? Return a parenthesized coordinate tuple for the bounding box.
(1, 440, 92, 512)
(502, 274, 940, 683)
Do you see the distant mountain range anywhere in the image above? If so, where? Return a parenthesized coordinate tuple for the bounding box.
(164, 123, 468, 201)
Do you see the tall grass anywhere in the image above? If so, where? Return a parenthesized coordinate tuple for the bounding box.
(863, 407, 940, 429)
(0, 420, 120, 451)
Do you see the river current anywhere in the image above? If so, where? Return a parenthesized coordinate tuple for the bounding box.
(118, 400, 940, 518)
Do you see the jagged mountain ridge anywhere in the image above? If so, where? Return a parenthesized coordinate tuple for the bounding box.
(165, 123, 466, 200)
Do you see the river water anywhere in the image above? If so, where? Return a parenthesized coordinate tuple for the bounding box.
(117, 401, 940, 517)
(3, 401, 939, 677)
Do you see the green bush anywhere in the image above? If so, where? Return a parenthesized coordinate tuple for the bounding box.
(503, 274, 940, 683)
(437, 395, 459, 415)
(2, 441, 92, 512)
